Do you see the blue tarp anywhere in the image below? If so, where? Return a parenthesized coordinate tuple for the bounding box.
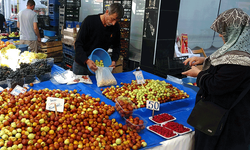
(30, 65, 197, 149)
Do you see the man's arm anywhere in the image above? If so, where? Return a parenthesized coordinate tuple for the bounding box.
(33, 22, 41, 42)
(75, 18, 90, 64)
(111, 23, 121, 62)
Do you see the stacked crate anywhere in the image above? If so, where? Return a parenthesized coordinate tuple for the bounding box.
(49, 0, 60, 34)
(59, 0, 81, 30)
(39, 41, 63, 64)
(61, 27, 79, 70)
(37, 15, 50, 38)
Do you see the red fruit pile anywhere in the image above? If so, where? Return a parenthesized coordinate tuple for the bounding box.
(0, 88, 146, 150)
(162, 122, 190, 133)
(115, 97, 134, 118)
(152, 113, 175, 123)
(149, 125, 176, 138)
(126, 115, 145, 133)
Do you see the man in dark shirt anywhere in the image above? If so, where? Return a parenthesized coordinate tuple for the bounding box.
(73, 3, 124, 75)
(0, 14, 7, 33)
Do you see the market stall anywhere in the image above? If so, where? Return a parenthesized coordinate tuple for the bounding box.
(25, 65, 197, 149)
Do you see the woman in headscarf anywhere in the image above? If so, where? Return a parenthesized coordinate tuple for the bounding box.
(182, 8, 250, 150)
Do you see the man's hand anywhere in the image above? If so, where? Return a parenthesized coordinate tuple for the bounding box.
(86, 59, 98, 72)
(183, 56, 205, 66)
(182, 66, 201, 77)
(109, 61, 116, 68)
(37, 37, 41, 42)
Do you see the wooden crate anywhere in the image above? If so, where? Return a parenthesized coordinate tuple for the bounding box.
(39, 41, 62, 49)
(39, 41, 63, 54)
(54, 56, 63, 63)
(39, 41, 63, 63)
(46, 51, 62, 57)
(112, 55, 124, 73)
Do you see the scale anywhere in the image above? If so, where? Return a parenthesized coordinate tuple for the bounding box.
(41, 35, 61, 43)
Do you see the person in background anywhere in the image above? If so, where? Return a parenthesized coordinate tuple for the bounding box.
(0, 13, 7, 33)
(17, 0, 41, 52)
(73, 3, 124, 75)
(182, 8, 250, 150)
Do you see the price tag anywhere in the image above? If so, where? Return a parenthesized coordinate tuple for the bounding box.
(134, 71, 145, 84)
(10, 85, 27, 96)
(146, 100, 160, 111)
(46, 97, 65, 112)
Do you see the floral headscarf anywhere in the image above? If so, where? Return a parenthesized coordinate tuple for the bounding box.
(208, 8, 250, 67)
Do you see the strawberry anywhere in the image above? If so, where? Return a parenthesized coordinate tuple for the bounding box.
(162, 122, 190, 133)
(149, 125, 176, 138)
(152, 113, 175, 123)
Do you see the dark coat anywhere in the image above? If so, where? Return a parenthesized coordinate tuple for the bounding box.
(194, 64, 250, 150)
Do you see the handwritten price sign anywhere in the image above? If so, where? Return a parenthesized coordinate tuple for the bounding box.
(134, 71, 145, 84)
(46, 97, 65, 112)
(146, 100, 160, 111)
(10, 85, 27, 96)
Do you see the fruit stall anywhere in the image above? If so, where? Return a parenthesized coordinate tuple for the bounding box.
(0, 62, 197, 149)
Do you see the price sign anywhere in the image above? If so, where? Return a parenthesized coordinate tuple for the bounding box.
(146, 100, 160, 111)
(46, 97, 65, 112)
(10, 85, 27, 96)
(134, 71, 145, 84)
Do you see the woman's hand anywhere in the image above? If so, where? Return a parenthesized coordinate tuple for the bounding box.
(182, 66, 201, 77)
(109, 61, 116, 68)
(86, 59, 98, 72)
(183, 56, 205, 66)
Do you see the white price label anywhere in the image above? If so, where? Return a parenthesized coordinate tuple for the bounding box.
(146, 100, 160, 111)
(134, 71, 145, 84)
(10, 85, 27, 96)
(46, 97, 65, 112)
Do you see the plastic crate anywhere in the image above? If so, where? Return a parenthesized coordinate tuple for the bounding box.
(59, 6, 80, 21)
(50, 19, 59, 26)
(49, 0, 60, 5)
(60, 0, 81, 7)
(38, 72, 52, 82)
(49, 4, 60, 13)
(47, 58, 54, 67)
(44, 30, 56, 37)
(16, 44, 28, 52)
(62, 61, 73, 70)
(63, 54, 74, 66)
(0, 80, 8, 88)
(65, 21, 74, 28)
(63, 44, 75, 56)
(154, 56, 189, 77)
(24, 75, 36, 84)
(7, 78, 25, 89)
(38, 15, 50, 28)
(49, 13, 59, 20)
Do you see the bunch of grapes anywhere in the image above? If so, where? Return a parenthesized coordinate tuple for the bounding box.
(32, 59, 51, 77)
(0, 66, 14, 81)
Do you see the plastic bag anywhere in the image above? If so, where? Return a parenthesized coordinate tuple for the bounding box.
(174, 42, 196, 58)
(95, 67, 117, 87)
(67, 75, 93, 85)
(166, 75, 183, 84)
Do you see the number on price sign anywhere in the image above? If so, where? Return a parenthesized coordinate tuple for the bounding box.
(146, 100, 160, 111)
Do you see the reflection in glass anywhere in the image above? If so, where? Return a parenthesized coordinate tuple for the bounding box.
(147, 0, 157, 9)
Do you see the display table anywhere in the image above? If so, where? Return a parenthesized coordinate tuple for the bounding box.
(31, 65, 197, 149)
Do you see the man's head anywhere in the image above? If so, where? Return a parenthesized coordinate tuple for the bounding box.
(27, 0, 35, 10)
(104, 3, 124, 26)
